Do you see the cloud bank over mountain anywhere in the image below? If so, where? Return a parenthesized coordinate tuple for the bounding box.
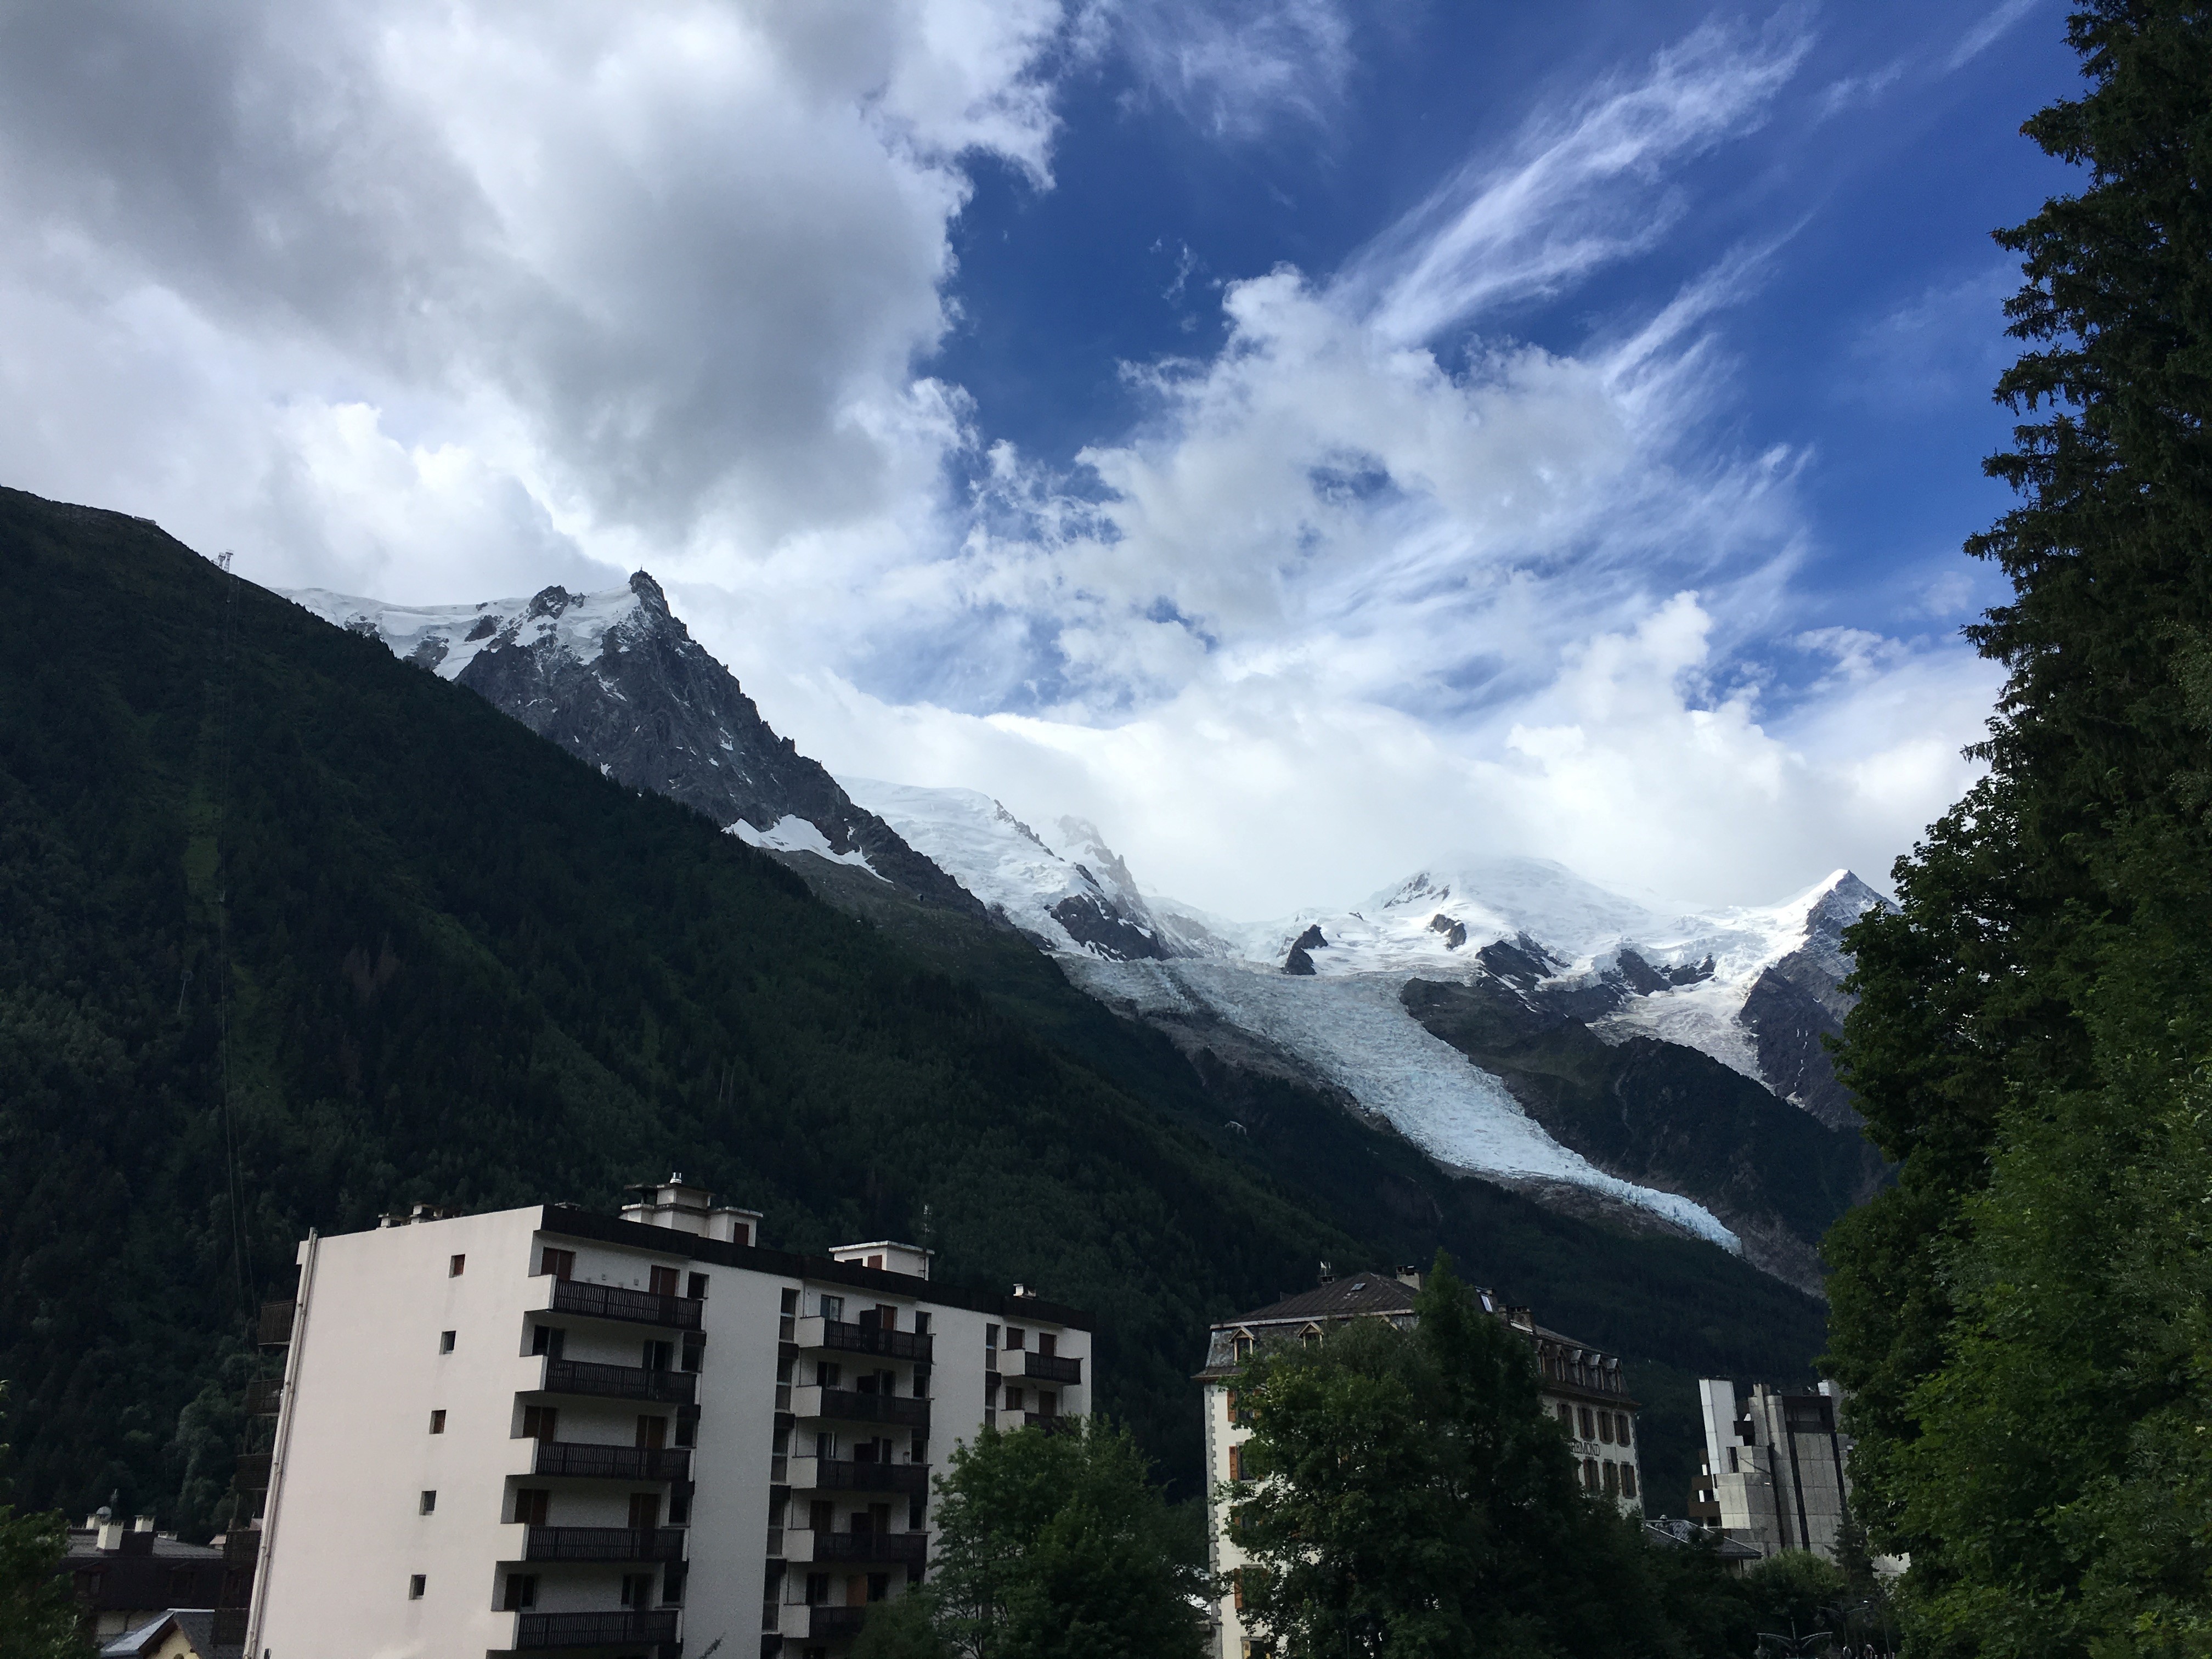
(0, 1, 2019, 914)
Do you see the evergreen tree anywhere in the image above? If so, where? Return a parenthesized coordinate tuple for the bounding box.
(0, 1386, 89, 1659)
(1824, 4, 2212, 1654)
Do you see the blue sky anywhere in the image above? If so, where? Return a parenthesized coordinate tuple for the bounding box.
(0, 1, 2080, 912)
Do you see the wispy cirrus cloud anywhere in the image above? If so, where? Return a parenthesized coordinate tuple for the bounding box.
(1336, 17, 1811, 345)
(1102, 0, 1355, 138)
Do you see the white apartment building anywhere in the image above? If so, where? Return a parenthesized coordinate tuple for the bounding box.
(243, 1177, 1091, 1659)
(1689, 1379, 1851, 1561)
(1194, 1269, 1643, 1659)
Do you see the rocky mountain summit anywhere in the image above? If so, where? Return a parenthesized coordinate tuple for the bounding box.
(286, 574, 984, 917)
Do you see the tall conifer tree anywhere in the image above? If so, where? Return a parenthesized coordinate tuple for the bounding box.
(1824, 4, 2212, 1653)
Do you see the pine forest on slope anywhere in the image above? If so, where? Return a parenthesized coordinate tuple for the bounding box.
(0, 488, 1825, 1532)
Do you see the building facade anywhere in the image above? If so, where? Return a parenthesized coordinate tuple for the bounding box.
(59, 1513, 245, 1649)
(1194, 1269, 1643, 1659)
(246, 1177, 1090, 1658)
(1689, 1379, 1850, 1561)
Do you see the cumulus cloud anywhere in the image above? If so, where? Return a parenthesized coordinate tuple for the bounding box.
(0, 2, 1997, 916)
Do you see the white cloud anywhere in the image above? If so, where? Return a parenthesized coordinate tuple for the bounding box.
(0, 4, 1998, 918)
(1103, 0, 1355, 139)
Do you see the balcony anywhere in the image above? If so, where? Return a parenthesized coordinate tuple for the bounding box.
(789, 1386, 929, 1430)
(257, 1301, 296, 1346)
(794, 1317, 933, 1363)
(786, 1457, 929, 1496)
(530, 1441, 691, 1483)
(222, 1531, 263, 1565)
(233, 1452, 272, 1490)
(998, 1351, 1081, 1386)
(777, 1605, 870, 1642)
(513, 1609, 680, 1650)
(548, 1278, 702, 1333)
(523, 1526, 687, 1564)
(244, 1379, 284, 1417)
(993, 1410, 1077, 1436)
(783, 1529, 928, 1568)
(535, 1357, 697, 1406)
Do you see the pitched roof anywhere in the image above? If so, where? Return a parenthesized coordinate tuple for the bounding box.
(1223, 1274, 1420, 1325)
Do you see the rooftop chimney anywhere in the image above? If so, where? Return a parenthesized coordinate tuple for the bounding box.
(1395, 1264, 1423, 1290)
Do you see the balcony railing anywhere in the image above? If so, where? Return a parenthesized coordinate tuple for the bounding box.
(788, 1458, 929, 1496)
(539, 1358, 696, 1406)
(514, 1609, 680, 1650)
(1003, 1351, 1081, 1385)
(523, 1526, 687, 1564)
(257, 1302, 295, 1346)
(789, 1530, 929, 1567)
(793, 1387, 929, 1430)
(244, 1379, 284, 1417)
(233, 1452, 272, 1490)
(531, 1441, 691, 1482)
(222, 1530, 263, 1564)
(794, 1606, 868, 1641)
(799, 1318, 933, 1363)
(549, 1279, 702, 1332)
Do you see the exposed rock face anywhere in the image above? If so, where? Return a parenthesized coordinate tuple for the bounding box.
(1402, 975, 1889, 1296)
(1049, 891, 1171, 961)
(293, 574, 986, 917)
(1735, 873, 1886, 1129)
(1283, 923, 1327, 975)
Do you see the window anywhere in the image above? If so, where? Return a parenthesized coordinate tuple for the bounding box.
(522, 1405, 559, 1441)
(1037, 1391, 1057, 1419)
(1233, 1570, 1246, 1612)
(500, 1573, 536, 1610)
(538, 1248, 574, 1280)
(679, 1335, 705, 1374)
(1006, 1327, 1026, 1351)
(687, 1272, 709, 1301)
(628, 1492, 662, 1530)
(781, 1288, 799, 1314)
(1583, 1458, 1600, 1492)
(913, 1312, 931, 1335)
(662, 1562, 689, 1605)
(1557, 1402, 1573, 1429)
(409, 1575, 426, 1600)
(643, 1340, 673, 1372)
(1005, 1387, 1025, 1412)
(529, 1325, 565, 1359)
(1578, 1406, 1595, 1440)
(804, 1572, 832, 1606)
(875, 1304, 898, 1330)
(867, 1573, 890, 1602)
(650, 1265, 680, 1298)
(1618, 1415, 1634, 1448)
(910, 1434, 927, 1460)
(675, 1412, 697, 1448)
(816, 1361, 842, 1389)
(1621, 1466, 1639, 1499)
(1233, 1333, 1254, 1362)
(1599, 1412, 1615, 1445)
(985, 1323, 999, 1349)
(820, 1294, 844, 1322)
(913, 1364, 930, 1399)
(1604, 1462, 1619, 1495)
(909, 1496, 926, 1530)
(621, 1573, 654, 1607)
(636, 1415, 668, 1450)
(439, 1330, 456, 1354)
(1227, 1445, 1243, 1481)
(514, 1489, 550, 1527)
(867, 1254, 883, 1269)
(809, 1499, 836, 1532)
(428, 1410, 445, 1434)
(1038, 1332, 1056, 1358)
(448, 1254, 465, 1277)
(419, 1491, 436, 1514)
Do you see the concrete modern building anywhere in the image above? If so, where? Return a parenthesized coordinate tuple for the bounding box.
(245, 1176, 1090, 1658)
(1194, 1268, 1643, 1659)
(1691, 1379, 1850, 1561)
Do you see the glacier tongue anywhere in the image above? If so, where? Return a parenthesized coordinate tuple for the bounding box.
(1063, 957, 1742, 1251)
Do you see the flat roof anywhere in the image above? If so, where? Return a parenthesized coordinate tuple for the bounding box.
(538, 1205, 1092, 1330)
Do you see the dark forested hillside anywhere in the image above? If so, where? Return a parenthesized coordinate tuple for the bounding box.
(0, 488, 1824, 1530)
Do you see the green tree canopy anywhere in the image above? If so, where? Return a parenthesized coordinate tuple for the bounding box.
(921, 1417, 1209, 1659)
(1226, 1253, 1680, 1659)
(1824, 4, 2212, 1655)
